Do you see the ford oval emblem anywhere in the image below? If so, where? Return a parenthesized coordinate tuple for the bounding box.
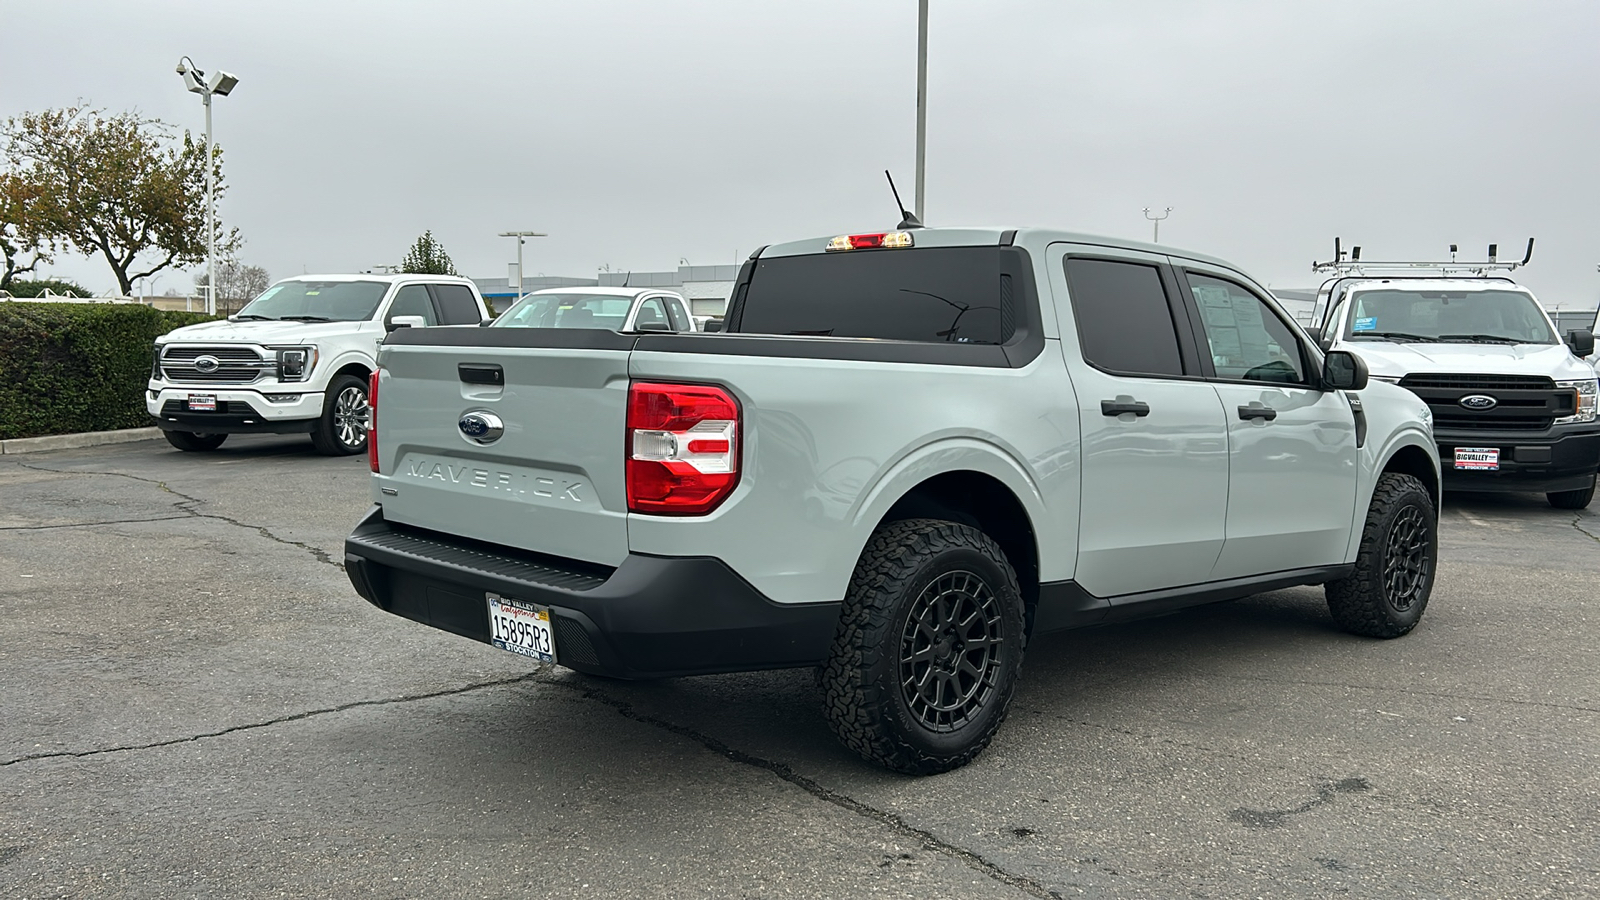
(458, 411, 505, 444)
(1459, 394, 1498, 411)
(193, 355, 221, 374)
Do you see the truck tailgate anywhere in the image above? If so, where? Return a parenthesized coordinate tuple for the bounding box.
(373, 333, 631, 567)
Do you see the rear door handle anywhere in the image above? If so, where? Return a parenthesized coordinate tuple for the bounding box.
(1238, 403, 1277, 421)
(1101, 399, 1151, 417)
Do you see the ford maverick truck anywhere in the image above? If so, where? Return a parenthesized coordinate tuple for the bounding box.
(345, 227, 1440, 774)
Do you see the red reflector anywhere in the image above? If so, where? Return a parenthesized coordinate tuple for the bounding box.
(627, 382, 740, 515)
(849, 233, 886, 249)
(367, 369, 380, 474)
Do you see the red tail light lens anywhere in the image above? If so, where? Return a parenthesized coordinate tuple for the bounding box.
(367, 368, 380, 474)
(627, 382, 740, 515)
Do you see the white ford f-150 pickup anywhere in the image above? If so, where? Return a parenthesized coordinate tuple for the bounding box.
(344, 226, 1440, 773)
(149, 274, 490, 454)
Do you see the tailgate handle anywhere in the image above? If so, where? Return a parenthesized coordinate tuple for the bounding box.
(458, 364, 504, 386)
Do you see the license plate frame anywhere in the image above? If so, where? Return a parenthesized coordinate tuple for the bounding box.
(1453, 446, 1500, 471)
(486, 592, 557, 663)
(186, 393, 217, 412)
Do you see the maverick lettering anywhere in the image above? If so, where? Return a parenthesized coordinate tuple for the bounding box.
(404, 459, 584, 502)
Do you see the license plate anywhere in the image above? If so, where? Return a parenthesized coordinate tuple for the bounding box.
(1454, 447, 1500, 471)
(486, 592, 556, 662)
(187, 393, 217, 412)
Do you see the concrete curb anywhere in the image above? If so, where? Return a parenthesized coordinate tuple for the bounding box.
(0, 427, 162, 455)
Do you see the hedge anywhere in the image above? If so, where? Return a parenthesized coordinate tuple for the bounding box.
(0, 303, 216, 440)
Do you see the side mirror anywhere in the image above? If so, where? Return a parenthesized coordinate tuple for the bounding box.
(386, 315, 426, 333)
(1564, 329, 1595, 358)
(1323, 349, 1369, 391)
(1303, 325, 1322, 344)
(635, 321, 673, 333)
(703, 318, 724, 333)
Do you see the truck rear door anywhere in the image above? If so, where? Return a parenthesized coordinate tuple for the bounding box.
(371, 329, 633, 568)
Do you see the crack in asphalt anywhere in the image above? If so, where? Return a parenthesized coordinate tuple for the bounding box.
(0, 673, 542, 768)
(1569, 512, 1600, 545)
(539, 675, 1064, 900)
(12, 462, 345, 571)
(0, 515, 196, 531)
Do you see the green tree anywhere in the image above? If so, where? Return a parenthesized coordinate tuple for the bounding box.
(0, 172, 52, 288)
(3, 106, 239, 296)
(399, 230, 458, 275)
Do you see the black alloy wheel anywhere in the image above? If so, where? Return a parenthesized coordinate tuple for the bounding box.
(1381, 504, 1431, 613)
(898, 570, 1006, 733)
(1325, 472, 1436, 638)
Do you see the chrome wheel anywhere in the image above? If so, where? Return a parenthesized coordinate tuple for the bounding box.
(898, 570, 1004, 732)
(333, 385, 369, 449)
(1382, 505, 1430, 612)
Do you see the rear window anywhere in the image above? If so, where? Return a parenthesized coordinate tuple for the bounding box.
(734, 247, 1014, 344)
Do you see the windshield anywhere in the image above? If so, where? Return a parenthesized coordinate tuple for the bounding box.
(491, 293, 634, 329)
(235, 281, 389, 322)
(1343, 289, 1555, 344)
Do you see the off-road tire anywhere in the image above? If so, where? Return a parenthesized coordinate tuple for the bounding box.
(821, 518, 1026, 775)
(164, 430, 227, 452)
(310, 374, 370, 456)
(1325, 473, 1436, 638)
(1547, 475, 1595, 510)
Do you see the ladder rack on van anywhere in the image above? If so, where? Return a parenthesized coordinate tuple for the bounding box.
(1312, 237, 1535, 277)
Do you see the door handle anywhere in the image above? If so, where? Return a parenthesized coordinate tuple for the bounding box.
(1101, 399, 1151, 417)
(1238, 404, 1277, 421)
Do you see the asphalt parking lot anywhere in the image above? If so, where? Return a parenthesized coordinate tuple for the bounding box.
(2, 435, 1597, 899)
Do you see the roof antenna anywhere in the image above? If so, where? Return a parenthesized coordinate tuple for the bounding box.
(623, 270, 631, 287)
(885, 170, 923, 229)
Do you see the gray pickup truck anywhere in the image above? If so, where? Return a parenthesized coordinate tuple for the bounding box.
(345, 226, 1440, 774)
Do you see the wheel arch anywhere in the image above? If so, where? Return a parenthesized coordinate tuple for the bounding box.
(1379, 441, 1440, 511)
(852, 444, 1046, 633)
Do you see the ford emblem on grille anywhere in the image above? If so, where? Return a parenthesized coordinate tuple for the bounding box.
(192, 355, 221, 374)
(458, 411, 505, 444)
(1459, 394, 1498, 410)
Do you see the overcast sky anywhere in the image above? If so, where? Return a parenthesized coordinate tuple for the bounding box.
(4, 0, 1599, 306)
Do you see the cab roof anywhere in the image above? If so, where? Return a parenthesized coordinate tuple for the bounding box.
(756, 225, 1241, 272)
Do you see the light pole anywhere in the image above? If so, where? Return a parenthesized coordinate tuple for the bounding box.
(1142, 207, 1172, 244)
(915, 0, 928, 223)
(499, 231, 547, 301)
(176, 57, 238, 316)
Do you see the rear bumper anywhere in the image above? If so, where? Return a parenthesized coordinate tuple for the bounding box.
(1435, 428, 1600, 494)
(342, 506, 839, 679)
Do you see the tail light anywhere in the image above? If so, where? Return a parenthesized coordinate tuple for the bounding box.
(368, 368, 381, 473)
(627, 382, 740, 515)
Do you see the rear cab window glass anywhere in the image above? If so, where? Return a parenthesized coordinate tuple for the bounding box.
(1062, 258, 1184, 377)
(735, 248, 1013, 344)
(431, 284, 481, 324)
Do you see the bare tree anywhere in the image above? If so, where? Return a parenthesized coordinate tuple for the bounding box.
(195, 260, 271, 314)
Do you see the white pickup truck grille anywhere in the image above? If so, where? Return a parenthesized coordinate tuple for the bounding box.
(160, 346, 274, 385)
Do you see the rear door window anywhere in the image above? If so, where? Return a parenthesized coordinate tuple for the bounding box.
(1062, 258, 1185, 377)
(735, 247, 1012, 344)
(430, 284, 481, 324)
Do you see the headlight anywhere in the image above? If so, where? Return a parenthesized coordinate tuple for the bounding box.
(151, 343, 163, 381)
(273, 346, 319, 382)
(1555, 379, 1598, 425)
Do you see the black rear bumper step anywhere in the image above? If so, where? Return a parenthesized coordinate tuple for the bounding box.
(344, 507, 840, 679)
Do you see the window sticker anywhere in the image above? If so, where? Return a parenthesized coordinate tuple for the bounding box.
(1353, 316, 1377, 332)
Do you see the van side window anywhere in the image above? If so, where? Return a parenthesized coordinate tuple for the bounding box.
(1063, 258, 1185, 377)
